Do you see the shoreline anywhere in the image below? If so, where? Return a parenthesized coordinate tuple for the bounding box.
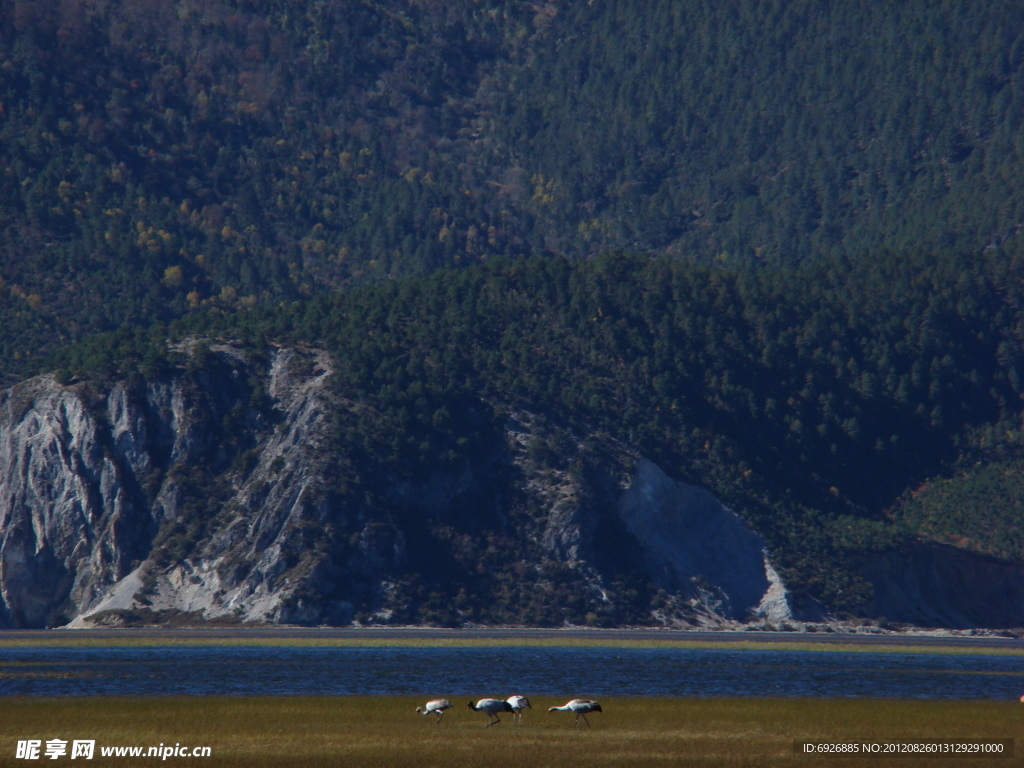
(1, 626, 1023, 654)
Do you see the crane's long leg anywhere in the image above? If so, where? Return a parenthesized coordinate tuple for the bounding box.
(435, 711, 443, 725)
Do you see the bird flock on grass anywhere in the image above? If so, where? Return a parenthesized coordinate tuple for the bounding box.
(417, 696, 602, 727)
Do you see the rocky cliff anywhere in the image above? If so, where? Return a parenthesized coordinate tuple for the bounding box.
(0, 343, 805, 628)
(619, 460, 793, 623)
(3, 343, 1020, 630)
(0, 343, 332, 627)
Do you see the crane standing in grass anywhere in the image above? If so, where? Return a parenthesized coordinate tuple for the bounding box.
(548, 699, 603, 728)
(416, 698, 453, 724)
(506, 695, 531, 724)
(467, 698, 514, 726)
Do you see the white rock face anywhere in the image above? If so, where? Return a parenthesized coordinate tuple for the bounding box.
(619, 459, 792, 622)
(757, 554, 794, 623)
(0, 363, 800, 629)
(0, 346, 340, 627)
(0, 376, 154, 626)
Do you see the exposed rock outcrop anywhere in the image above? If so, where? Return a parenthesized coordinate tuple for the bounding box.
(5, 343, 1017, 631)
(0, 375, 158, 626)
(0, 344, 343, 627)
(619, 459, 793, 623)
(2, 346, 798, 629)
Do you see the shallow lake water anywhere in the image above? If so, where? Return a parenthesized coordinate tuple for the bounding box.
(2, 645, 1023, 700)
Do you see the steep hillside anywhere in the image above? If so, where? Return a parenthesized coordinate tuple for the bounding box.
(33, 252, 1024, 628)
(495, 1, 1024, 261)
(0, 0, 538, 381)
(4, 0, 1024, 382)
(5, 0, 1024, 629)
(1, 344, 797, 628)
(7, 340, 1024, 630)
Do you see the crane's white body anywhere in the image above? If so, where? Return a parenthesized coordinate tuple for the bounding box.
(548, 698, 602, 728)
(416, 698, 452, 724)
(506, 695, 531, 724)
(468, 698, 514, 726)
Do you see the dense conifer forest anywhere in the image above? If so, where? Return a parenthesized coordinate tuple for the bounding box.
(4, 1, 1024, 377)
(4, 0, 1024, 616)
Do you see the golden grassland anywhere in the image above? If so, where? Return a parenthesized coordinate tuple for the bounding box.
(0, 696, 1020, 767)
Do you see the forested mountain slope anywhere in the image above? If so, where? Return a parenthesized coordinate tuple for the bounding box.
(499, 1, 1024, 261)
(4, 0, 1024, 628)
(3, 0, 1024, 382)
(43, 252, 1024, 623)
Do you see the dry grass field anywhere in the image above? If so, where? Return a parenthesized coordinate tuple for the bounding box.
(0, 696, 1020, 767)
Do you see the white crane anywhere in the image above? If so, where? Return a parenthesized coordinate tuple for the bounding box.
(415, 698, 453, 724)
(506, 695, 531, 724)
(548, 699, 603, 728)
(467, 698, 514, 726)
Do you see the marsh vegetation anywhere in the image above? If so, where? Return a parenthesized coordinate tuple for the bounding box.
(1, 696, 1020, 767)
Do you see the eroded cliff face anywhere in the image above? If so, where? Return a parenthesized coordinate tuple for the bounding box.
(619, 460, 793, 623)
(855, 541, 1024, 629)
(0, 343, 805, 628)
(0, 375, 159, 626)
(6, 343, 1024, 630)
(0, 344, 339, 627)
(25, 342, 1024, 629)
